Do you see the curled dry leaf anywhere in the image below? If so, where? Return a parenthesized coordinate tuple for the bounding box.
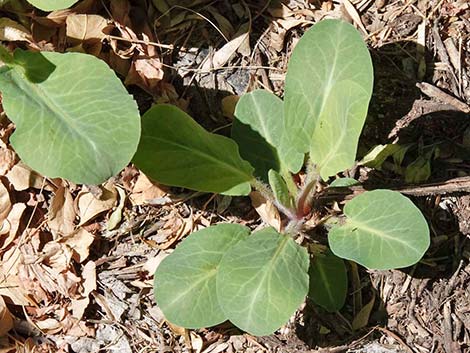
(124, 32, 164, 94)
(71, 261, 96, 320)
(66, 14, 108, 55)
(6, 162, 51, 191)
(66, 14, 107, 43)
(0, 142, 16, 176)
(249, 191, 282, 231)
(0, 180, 11, 224)
(0, 296, 13, 337)
(1, 203, 26, 250)
(107, 187, 126, 231)
(41, 242, 74, 272)
(76, 181, 117, 226)
(0, 248, 31, 305)
(48, 186, 76, 238)
(0, 17, 32, 43)
(202, 23, 250, 70)
(103, 22, 137, 59)
(59, 228, 95, 263)
(129, 172, 167, 206)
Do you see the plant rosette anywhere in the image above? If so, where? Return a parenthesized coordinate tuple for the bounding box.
(133, 19, 430, 335)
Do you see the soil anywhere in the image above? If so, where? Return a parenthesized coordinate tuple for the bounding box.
(1, 1, 470, 353)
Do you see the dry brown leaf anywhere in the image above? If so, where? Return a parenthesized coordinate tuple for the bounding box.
(129, 172, 167, 206)
(35, 318, 62, 334)
(41, 242, 73, 272)
(0, 296, 13, 336)
(0, 17, 32, 43)
(0, 143, 16, 176)
(143, 252, 168, 274)
(55, 270, 81, 297)
(249, 191, 282, 231)
(124, 31, 164, 94)
(341, 0, 368, 35)
(82, 261, 96, 295)
(107, 187, 126, 230)
(1, 203, 26, 250)
(202, 23, 250, 70)
(0, 341, 15, 353)
(48, 186, 76, 238)
(66, 14, 108, 56)
(0, 247, 31, 305)
(92, 292, 117, 321)
(71, 261, 95, 320)
(66, 14, 107, 43)
(103, 23, 137, 59)
(125, 54, 164, 91)
(0, 181, 11, 224)
(155, 213, 193, 250)
(76, 182, 117, 226)
(60, 228, 95, 263)
(190, 332, 203, 353)
(6, 162, 50, 191)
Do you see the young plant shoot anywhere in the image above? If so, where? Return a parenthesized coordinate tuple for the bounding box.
(133, 18, 430, 336)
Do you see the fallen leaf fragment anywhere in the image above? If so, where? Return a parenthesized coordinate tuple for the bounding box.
(48, 186, 76, 238)
(203, 23, 250, 70)
(107, 187, 126, 230)
(66, 14, 108, 55)
(129, 172, 167, 206)
(0, 143, 16, 176)
(66, 14, 107, 43)
(6, 162, 49, 191)
(76, 182, 117, 225)
(1, 203, 26, 250)
(0, 17, 32, 43)
(60, 228, 95, 263)
(249, 191, 282, 231)
(0, 296, 13, 336)
(0, 246, 32, 306)
(0, 181, 11, 224)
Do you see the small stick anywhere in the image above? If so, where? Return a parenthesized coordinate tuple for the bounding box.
(416, 82, 470, 113)
(322, 176, 470, 201)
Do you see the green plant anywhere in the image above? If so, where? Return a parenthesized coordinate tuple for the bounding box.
(0, 44, 141, 185)
(133, 19, 430, 335)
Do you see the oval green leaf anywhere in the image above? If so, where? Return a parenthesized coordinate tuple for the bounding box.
(26, 0, 79, 11)
(154, 223, 250, 329)
(328, 190, 430, 270)
(217, 227, 309, 336)
(268, 169, 293, 209)
(284, 19, 373, 179)
(309, 250, 347, 312)
(0, 50, 140, 185)
(231, 119, 280, 182)
(233, 90, 304, 174)
(133, 104, 254, 195)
